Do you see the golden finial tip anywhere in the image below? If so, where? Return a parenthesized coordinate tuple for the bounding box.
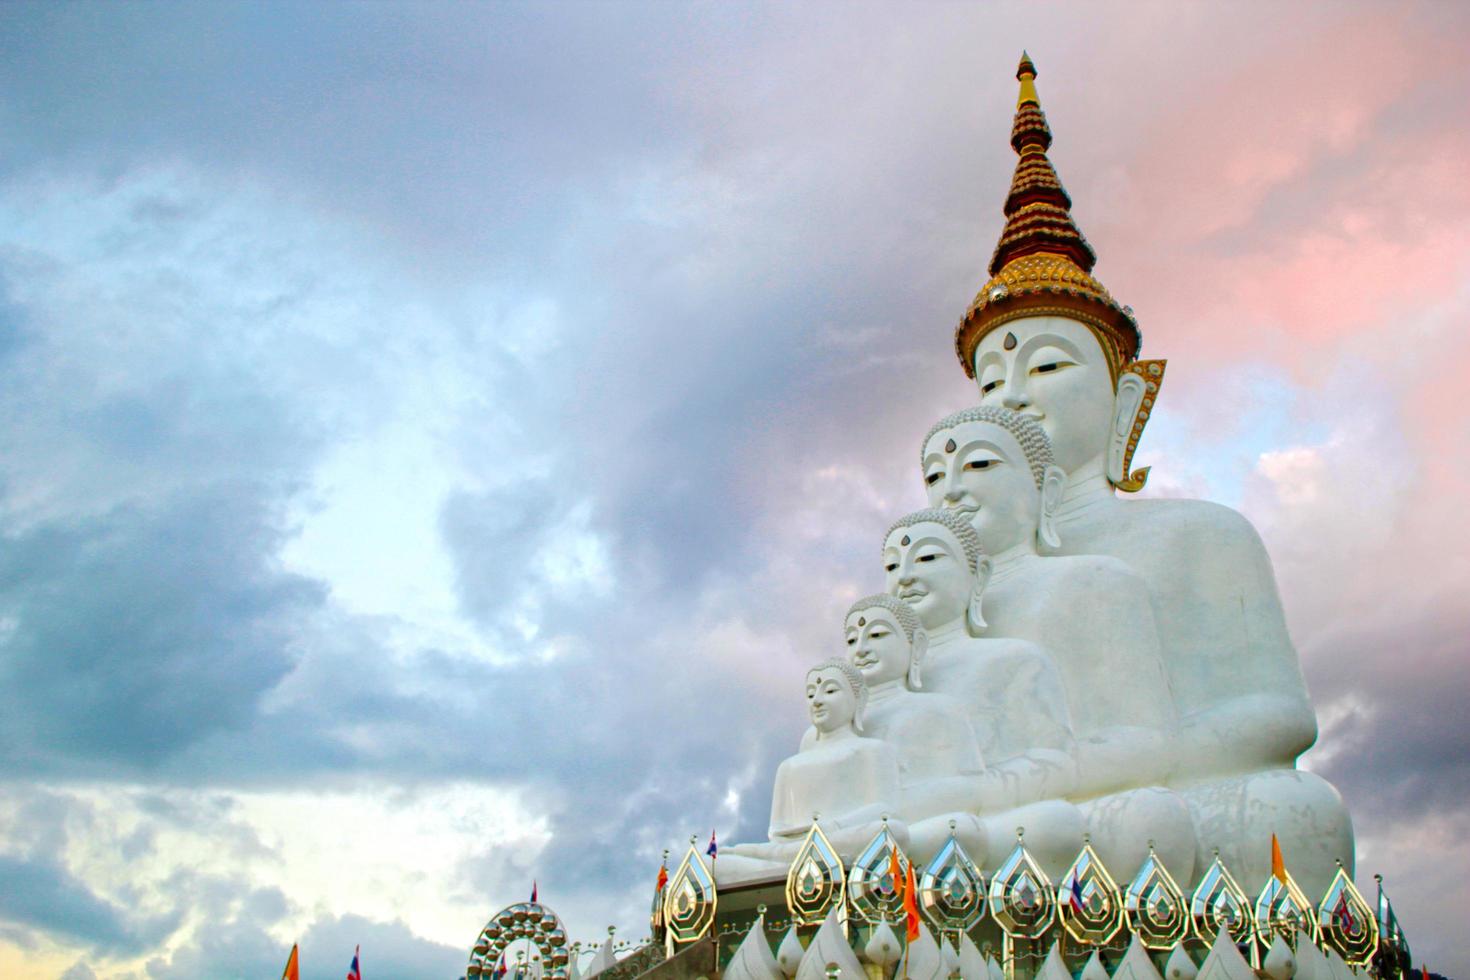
(1015, 52, 1040, 107)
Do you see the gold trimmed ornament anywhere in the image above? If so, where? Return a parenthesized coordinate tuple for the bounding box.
(847, 820, 909, 924)
(1123, 844, 1189, 950)
(1316, 863, 1378, 967)
(1190, 852, 1253, 946)
(1254, 868, 1316, 949)
(1057, 837, 1124, 946)
(918, 823, 988, 934)
(784, 819, 846, 927)
(663, 841, 717, 945)
(987, 830, 1056, 940)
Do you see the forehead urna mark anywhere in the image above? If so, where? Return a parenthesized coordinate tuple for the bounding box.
(901, 534, 911, 546)
(1004, 331, 1018, 351)
(944, 437, 957, 453)
(857, 616, 866, 627)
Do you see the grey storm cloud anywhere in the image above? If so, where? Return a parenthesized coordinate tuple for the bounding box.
(0, 854, 178, 955)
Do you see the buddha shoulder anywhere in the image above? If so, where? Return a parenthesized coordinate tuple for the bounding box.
(1119, 496, 1269, 554)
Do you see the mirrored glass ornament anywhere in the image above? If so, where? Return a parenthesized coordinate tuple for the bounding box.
(1190, 854, 1253, 946)
(784, 820, 845, 926)
(919, 829, 987, 933)
(1254, 869, 1316, 950)
(1316, 865, 1378, 967)
(848, 822, 909, 924)
(1057, 839, 1124, 946)
(1123, 846, 1189, 950)
(663, 844, 717, 944)
(987, 833, 1056, 939)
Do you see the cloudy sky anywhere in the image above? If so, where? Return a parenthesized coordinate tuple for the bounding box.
(1, 2, 1467, 978)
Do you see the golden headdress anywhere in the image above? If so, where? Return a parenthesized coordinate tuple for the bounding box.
(954, 53, 1142, 382)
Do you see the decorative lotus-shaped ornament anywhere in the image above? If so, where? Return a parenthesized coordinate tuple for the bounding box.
(1254, 870, 1316, 949)
(918, 824, 987, 933)
(663, 840, 717, 944)
(1316, 863, 1377, 967)
(1123, 843, 1189, 950)
(987, 829, 1056, 940)
(1057, 836, 1124, 946)
(784, 819, 845, 927)
(1190, 852, 1253, 946)
(847, 819, 908, 924)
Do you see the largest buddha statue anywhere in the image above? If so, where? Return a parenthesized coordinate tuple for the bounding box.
(942, 54, 1353, 896)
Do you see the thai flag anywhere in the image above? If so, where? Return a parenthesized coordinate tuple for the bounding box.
(346, 944, 361, 980)
(706, 830, 718, 860)
(1334, 892, 1357, 932)
(530, 880, 538, 904)
(1070, 875, 1086, 915)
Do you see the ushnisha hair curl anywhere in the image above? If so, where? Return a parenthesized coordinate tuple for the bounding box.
(921, 405, 1055, 488)
(845, 594, 922, 644)
(885, 508, 984, 574)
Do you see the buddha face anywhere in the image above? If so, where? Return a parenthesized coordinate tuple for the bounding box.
(972, 316, 1115, 474)
(922, 420, 1040, 556)
(806, 666, 857, 734)
(844, 608, 910, 689)
(883, 522, 972, 631)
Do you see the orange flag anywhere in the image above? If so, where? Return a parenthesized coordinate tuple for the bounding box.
(1271, 834, 1287, 883)
(280, 943, 300, 980)
(656, 862, 669, 892)
(903, 861, 921, 942)
(888, 846, 903, 903)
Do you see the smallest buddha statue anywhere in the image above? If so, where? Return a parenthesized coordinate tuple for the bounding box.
(725, 659, 907, 869)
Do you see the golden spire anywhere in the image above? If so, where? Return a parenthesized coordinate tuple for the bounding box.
(954, 54, 1141, 381)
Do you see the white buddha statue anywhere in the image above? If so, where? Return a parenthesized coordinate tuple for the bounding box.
(884, 504, 1191, 880)
(724, 659, 906, 873)
(946, 54, 1353, 894)
(821, 594, 983, 784)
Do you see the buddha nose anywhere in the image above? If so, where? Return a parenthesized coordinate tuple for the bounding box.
(1003, 385, 1030, 411)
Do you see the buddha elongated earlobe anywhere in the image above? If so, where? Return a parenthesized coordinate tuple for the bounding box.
(967, 556, 993, 635)
(1038, 465, 1067, 551)
(908, 628, 930, 691)
(1107, 360, 1167, 493)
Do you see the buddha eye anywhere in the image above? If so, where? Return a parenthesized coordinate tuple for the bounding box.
(1031, 359, 1073, 375)
(965, 459, 997, 471)
(917, 554, 937, 563)
(870, 629, 888, 638)
(884, 562, 898, 572)
(925, 472, 942, 486)
(981, 379, 1004, 395)
(846, 636, 856, 645)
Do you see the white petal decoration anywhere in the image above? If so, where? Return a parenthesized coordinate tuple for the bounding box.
(958, 934, 988, 979)
(1164, 944, 1198, 980)
(1262, 935, 1297, 980)
(1114, 933, 1164, 980)
(776, 926, 805, 978)
(1037, 941, 1074, 980)
(900, 920, 947, 980)
(1080, 950, 1111, 980)
(795, 907, 865, 980)
(725, 914, 783, 980)
(863, 920, 901, 968)
(1197, 927, 1253, 980)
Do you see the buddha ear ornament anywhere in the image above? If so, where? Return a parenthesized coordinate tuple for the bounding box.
(967, 556, 993, 635)
(1107, 360, 1167, 493)
(908, 628, 929, 691)
(1037, 465, 1066, 552)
